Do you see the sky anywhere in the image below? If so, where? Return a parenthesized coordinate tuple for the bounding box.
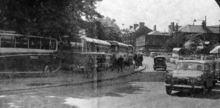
(95, 0, 220, 32)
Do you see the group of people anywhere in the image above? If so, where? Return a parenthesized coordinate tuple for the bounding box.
(110, 54, 133, 72)
(133, 53, 143, 67)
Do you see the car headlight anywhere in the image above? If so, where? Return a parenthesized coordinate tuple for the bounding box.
(196, 76, 202, 81)
(189, 78, 196, 84)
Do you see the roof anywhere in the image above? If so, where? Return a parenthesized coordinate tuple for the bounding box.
(108, 41, 128, 47)
(207, 26, 220, 34)
(135, 26, 152, 36)
(178, 25, 206, 33)
(80, 36, 110, 46)
(178, 25, 220, 34)
(210, 45, 220, 53)
(154, 55, 166, 58)
(148, 31, 170, 36)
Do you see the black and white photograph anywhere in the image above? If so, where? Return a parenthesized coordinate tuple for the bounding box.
(1, 0, 220, 108)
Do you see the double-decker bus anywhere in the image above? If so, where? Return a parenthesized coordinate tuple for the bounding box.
(0, 31, 61, 77)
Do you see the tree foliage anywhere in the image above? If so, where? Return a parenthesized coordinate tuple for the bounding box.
(86, 17, 122, 42)
(165, 33, 188, 51)
(0, 0, 102, 39)
(165, 33, 212, 54)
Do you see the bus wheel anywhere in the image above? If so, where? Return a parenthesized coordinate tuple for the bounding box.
(43, 65, 51, 76)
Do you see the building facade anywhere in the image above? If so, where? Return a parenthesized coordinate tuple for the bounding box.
(146, 31, 171, 52)
(135, 22, 152, 52)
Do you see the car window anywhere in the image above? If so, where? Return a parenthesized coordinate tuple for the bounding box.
(177, 62, 204, 71)
(204, 64, 210, 71)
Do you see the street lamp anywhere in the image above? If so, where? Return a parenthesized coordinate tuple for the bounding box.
(193, 16, 207, 59)
(219, 20, 220, 43)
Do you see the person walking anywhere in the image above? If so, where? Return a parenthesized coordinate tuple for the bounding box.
(117, 55, 124, 72)
(134, 53, 138, 67)
(110, 54, 117, 71)
(140, 54, 143, 66)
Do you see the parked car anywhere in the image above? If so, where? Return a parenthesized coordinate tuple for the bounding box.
(165, 60, 217, 95)
(150, 52, 158, 58)
(170, 56, 184, 64)
(153, 56, 167, 71)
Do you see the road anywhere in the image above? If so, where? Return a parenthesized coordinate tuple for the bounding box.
(1, 56, 220, 108)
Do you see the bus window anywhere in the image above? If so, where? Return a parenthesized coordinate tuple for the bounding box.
(41, 38, 50, 49)
(15, 36, 28, 48)
(50, 39, 56, 50)
(1, 35, 15, 48)
(29, 37, 41, 49)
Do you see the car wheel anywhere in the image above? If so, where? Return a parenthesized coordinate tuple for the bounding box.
(164, 68, 167, 71)
(202, 83, 211, 94)
(166, 86, 172, 95)
(43, 65, 51, 76)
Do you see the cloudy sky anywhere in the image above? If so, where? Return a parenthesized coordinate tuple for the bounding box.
(95, 0, 220, 32)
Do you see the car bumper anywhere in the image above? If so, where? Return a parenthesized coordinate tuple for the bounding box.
(165, 83, 203, 89)
(154, 66, 166, 68)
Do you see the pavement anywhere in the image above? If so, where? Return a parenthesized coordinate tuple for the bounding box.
(0, 65, 146, 92)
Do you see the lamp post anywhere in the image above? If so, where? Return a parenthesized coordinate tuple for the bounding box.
(219, 20, 220, 43)
(193, 16, 207, 59)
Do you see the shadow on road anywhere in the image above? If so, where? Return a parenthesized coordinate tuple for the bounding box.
(134, 71, 167, 82)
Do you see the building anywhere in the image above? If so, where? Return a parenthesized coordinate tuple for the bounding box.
(135, 22, 152, 52)
(147, 29, 171, 52)
(122, 24, 138, 47)
(177, 21, 220, 45)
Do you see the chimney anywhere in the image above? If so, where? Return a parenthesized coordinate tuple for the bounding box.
(154, 25, 156, 31)
(171, 22, 175, 32)
(129, 26, 133, 29)
(134, 24, 138, 30)
(139, 22, 145, 28)
(175, 23, 178, 32)
(202, 21, 206, 29)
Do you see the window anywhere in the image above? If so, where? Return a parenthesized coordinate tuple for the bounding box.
(41, 38, 50, 49)
(1, 35, 15, 48)
(50, 40, 56, 50)
(29, 37, 41, 49)
(15, 36, 28, 48)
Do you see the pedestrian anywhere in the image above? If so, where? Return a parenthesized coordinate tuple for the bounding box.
(134, 53, 137, 67)
(117, 55, 124, 72)
(140, 54, 143, 66)
(110, 54, 117, 71)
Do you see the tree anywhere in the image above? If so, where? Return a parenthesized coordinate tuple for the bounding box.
(165, 33, 188, 51)
(98, 17, 121, 41)
(86, 17, 122, 42)
(0, 0, 102, 39)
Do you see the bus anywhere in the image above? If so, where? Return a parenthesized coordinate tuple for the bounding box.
(0, 32, 61, 77)
(59, 36, 133, 72)
(108, 41, 130, 59)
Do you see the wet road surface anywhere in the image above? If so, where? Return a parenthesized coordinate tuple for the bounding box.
(1, 57, 220, 108)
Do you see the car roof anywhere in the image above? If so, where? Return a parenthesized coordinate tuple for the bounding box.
(178, 60, 215, 64)
(155, 55, 166, 58)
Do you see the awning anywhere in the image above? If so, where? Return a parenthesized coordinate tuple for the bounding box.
(80, 36, 110, 46)
(80, 36, 94, 43)
(93, 38, 110, 46)
(108, 41, 128, 47)
(210, 45, 220, 53)
(173, 48, 181, 51)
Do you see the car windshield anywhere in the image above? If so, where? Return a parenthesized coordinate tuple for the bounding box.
(176, 62, 204, 71)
